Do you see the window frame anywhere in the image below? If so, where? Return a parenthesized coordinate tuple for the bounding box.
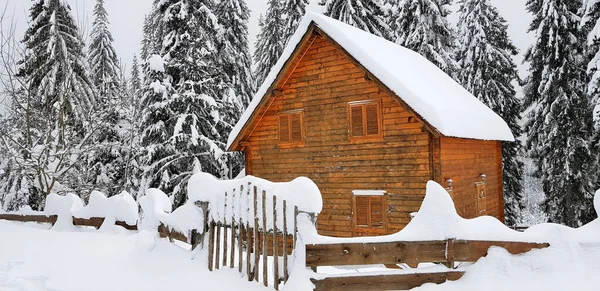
(347, 100, 384, 142)
(352, 190, 387, 234)
(278, 109, 305, 147)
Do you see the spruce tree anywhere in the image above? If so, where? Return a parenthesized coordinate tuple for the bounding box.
(583, 0, 600, 168)
(131, 55, 142, 95)
(89, 0, 120, 97)
(455, 0, 525, 225)
(86, 0, 128, 196)
(253, 0, 286, 88)
(215, 0, 253, 109)
(214, 0, 254, 178)
(283, 0, 309, 44)
(523, 0, 596, 227)
(392, 0, 457, 76)
(11, 0, 95, 206)
(319, 0, 392, 40)
(139, 0, 229, 206)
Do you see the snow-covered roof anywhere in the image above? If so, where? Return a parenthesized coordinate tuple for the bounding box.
(227, 13, 514, 149)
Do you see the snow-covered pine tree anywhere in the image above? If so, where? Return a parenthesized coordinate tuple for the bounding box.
(11, 0, 95, 207)
(319, 0, 392, 40)
(455, 0, 525, 225)
(283, 0, 309, 44)
(523, 0, 596, 227)
(253, 0, 286, 88)
(131, 55, 142, 95)
(215, 0, 253, 109)
(139, 0, 229, 206)
(86, 0, 128, 197)
(214, 0, 253, 178)
(392, 0, 457, 76)
(89, 0, 119, 97)
(582, 0, 600, 168)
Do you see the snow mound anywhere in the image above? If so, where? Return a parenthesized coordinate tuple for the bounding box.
(73, 191, 138, 226)
(139, 188, 172, 231)
(45, 193, 84, 216)
(188, 172, 322, 214)
(187, 172, 321, 232)
(160, 202, 204, 235)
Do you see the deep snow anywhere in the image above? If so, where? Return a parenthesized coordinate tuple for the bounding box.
(0, 221, 269, 291)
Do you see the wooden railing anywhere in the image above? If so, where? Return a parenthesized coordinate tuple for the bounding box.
(0, 213, 137, 230)
(306, 239, 550, 291)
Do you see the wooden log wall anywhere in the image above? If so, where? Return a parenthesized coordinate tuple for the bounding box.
(439, 137, 504, 220)
(244, 34, 432, 237)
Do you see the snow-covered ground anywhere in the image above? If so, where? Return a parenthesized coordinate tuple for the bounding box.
(0, 221, 269, 291)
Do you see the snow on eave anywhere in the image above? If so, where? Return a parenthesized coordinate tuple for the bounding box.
(227, 13, 514, 150)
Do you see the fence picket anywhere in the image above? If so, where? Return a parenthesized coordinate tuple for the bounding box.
(215, 222, 221, 270)
(283, 200, 288, 282)
(238, 185, 244, 273)
(208, 221, 215, 271)
(230, 189, 236, 268)
(223, 191, 228, 268)
(273, 196, 279, 290)
(262, 190, 268, 287)
(253, 186, 260, 282)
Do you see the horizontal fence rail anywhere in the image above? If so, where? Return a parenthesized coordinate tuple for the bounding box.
(307, 239, 550, 291)
(0, 214, 137, 230)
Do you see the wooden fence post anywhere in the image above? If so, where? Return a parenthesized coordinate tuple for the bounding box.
(262, 190, 268, 287)
(253, 186, 260, 282)
(283, 200, 288, 282)
(208, 221, 216, 271)
(223, 191, 228, 268)
(273, 196, 279, 290)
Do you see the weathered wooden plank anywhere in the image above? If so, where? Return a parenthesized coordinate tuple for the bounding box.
(208, 221, 216, 271)
(253, 186, 260, 282)
(215, 222, 221, 270)
(306, 240, 550, 268)
(283, 201, 289, 282)
(311, 271, 465, 291)
(306, 241, 447, 267)
(273, 196, 279, 290)
(262, 190, 268, 287)
(451, 240, 550, 262)
(223, 191, 228, 268)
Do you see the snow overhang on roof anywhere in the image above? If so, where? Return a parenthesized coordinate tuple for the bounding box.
(227, 12, 515, 150)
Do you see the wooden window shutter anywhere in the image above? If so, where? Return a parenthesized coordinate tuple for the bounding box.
(350, 106, 364, 137)
(290, 113, 302, 142)
(370, 196, 384, 227)
(355, 196, 369, 226)
(279, 115, 290, 143)
(365, 103, 379, 136)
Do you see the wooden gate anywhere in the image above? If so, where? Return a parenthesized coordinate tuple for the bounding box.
(201, 183, 316, 290)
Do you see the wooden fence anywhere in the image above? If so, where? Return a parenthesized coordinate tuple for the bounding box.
(201, 184, 316, 291)
(306, 239, 550, 291)
(0, 213, 138, 230)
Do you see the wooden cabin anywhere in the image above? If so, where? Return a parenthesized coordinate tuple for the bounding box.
(227, 13, 515, 237)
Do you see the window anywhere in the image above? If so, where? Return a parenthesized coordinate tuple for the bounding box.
(353, 190, 386, 229)
(278, 110, 304, 145)
(348, 100, 382, 141)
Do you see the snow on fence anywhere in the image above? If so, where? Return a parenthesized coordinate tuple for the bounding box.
(297, 182, 560, 291)
(183, 172, 322, 290)
(0, 191, 138, 230)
